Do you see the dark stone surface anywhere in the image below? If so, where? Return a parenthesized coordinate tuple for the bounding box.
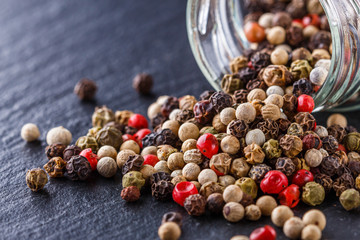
(1, 0, 360, 239)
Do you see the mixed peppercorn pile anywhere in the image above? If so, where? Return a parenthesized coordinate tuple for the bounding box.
(20, 0, 360, 239)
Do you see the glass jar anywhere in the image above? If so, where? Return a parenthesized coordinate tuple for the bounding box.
(186, 0, 360, 112)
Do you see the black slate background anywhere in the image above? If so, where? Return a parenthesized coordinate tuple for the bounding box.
(1, 1, 360, 239)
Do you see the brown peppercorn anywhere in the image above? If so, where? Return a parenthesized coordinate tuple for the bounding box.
(302, 133, 322, 150)
(333, 173, 355, 197)
(122, 154, 144, 175)
(132, 73, 153, 94)
(256, 119, 279, 140)
(62, 145, 82, 162)
(230, 56, 248, 73)
(206, 193, 225, 215)
(43, 157, 67, 178)
(246, 79, 267, 91)
(261, 104, 281, 121)
(309, 30, 332, 51)
(286, 25, 304, 47)
(322, 135, 339, 154)
(183, 194, 206, 216)
(66, 155, 92, 181)
(92, 106, 115, 128)
(272, 11, 292, 29)
(199, 90, 215, 101)
(193, 100, 216, 125)
(292, 47, 313, 62)
(276, 157, 296, 176)
(233, 89, 249, 104)
(199, 181, 224, 199)
(294, 112, 316, 132)
(319, 155, 340, 177)
(161, 97, 179, 118)
(162, 212, 183, 227)
(259, 65, 292, 87)
(210, 91, 234, 113)
(179, 95, 197, 111)
(327, 124, 346, 142)
(121, 186, 140, 202)
(74, 78, 97, 100)
(277, 118, 291, 133)
(151, 180, 174, 201)
(210, 153, 232, 175)
(280, 134, 303, 157)
(244, 143, 265, 165)
(45, 143, 66, 160)
(314, 172, 333, 194)
(115, 110, 134, 125)
(227, 120, 248, 138)
(175, 109, 194, 124)
(248, 164, 272, 183)
(26, 168, 48, 192)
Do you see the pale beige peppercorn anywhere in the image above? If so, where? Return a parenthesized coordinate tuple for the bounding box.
(285, 86, 294, 95)
(270, 48, 289, 65)
(230, 235, 249, 240)
(223, 202, 245, 222)
(305, 149, 323, 167)
(179, 95, 197, 110)
(191, 181, 201, 191)
(283, 217, 305, 239)
(236, 103, 256, 123)
(247, 88, 267, 102)
(302, 209, 326, 231)
(212, 114, 227, 133)
(219, 175, 236, 187)
(301, 224, 322, 240)
(97, 157, 117, 178)
(157, 145, 178, 161)
(256, 195, 277, 216)
(267, 26, 286, 45)
(261, 103, 281, 120)
(220, 107, 236, 125)
(120, 140, 140, 154)
(171, 175, 187, 186)
(198, 169, 218, 185)
(245, 129, 266, 146)
(167, 152, 185, 171)
(327, 113, 347, 128)
(141, 146, 158, 156)
(21, 123, 41, 142)
(303, 25, 319, 39)
(181, 139, 197, 153)
(230, 158, 250, 178)
(178, 122, 200, 142)
(264, 94, 284, 108)
(271, 205, 294, 227)
(147, 102, 161, 119)
(182, 163, 200, 181)
(46, 126, 72, 145)
(154, 161, 171, 174)
(116, 149, 136, 169)
(183, 149, 203, 164)
(97, 145, 117, 160)
(158, 222, 181, 240)
(245, 204, 262, 221)
(170, 170, 182, 178)
(140, 164, 157, 181)
(162, 120, 180, 137)
(223, 185, 243, 203)
(221, 135, 240, 155)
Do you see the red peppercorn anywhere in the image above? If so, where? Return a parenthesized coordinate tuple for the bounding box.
(196, 133, 219, 159)
(250, 225, 276, 240)
(278, 184, 300, 208)
(297, 94, 314, 113)
(128, 114, 148, 129)
(302, 14, 320, 28)
(292, 169, 314, 188)
(134, 128, 151, 148)
(80, 148, 98, 171)
(143, 154, 159, 167)
(313, 85, 321, 92)
(260, 170, 288, 194)
(122, 134, 135, 142)
(248, 61, 254, 70)
(337, 144, 347, 152)
(172, 181, 198, 206)
(244, 22, 266, 43)
(292, 19, 304, 28)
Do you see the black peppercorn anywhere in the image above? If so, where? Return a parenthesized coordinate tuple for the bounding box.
(327, 124, 346, 143)
(294, 112, 316, 132)
(272, 11, 292, 29)
(287, 26, 304, 47)
(175, 109, 195, 124)
(142, 132, 157, 148)
(246, 79, 267, 91)
(309, 30, 332, 51)
(132, 73, 153, 94)
(162, 212, 183, 227)
(63, 145, 82, 162)
(314, 172, 333, 194)
(193, 100, 216, 125)
(322, 135, 339, 154)
(150, 172, 171, 186)
(122, 154, 144, 175)
(234, 89, 249, 104)
(150, 113, 167, 129)
(183, 194, 206, 216)
(199, 90, 216, 101)
(161, 97, 179, 118)
(154, 129, 178, 147)
(277, 118, 291, 133)
(206, 193, 225, 215)
(333, 173, 355, 197)
(348, 160, 360, 177)
(239, 67, 258, 82)
(104, 121, 125, 133)
(250, 52, 271, 72)
(66, 155, 92, 181)
(256, 119, 279, 140)
(227, 120, 249, 139)
(74, 78, 97, 101)
(319, 156, 340, 177)
(210, 91, 233, 113)
(125, 126, 138, 135)
(151, 180, 174, 201)
(293, 78, 313, 97)
(286, 0, 307, 19)
(276, 157, 296, 176)
(45, 143, 66, 160)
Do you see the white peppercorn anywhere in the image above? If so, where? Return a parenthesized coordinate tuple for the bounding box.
(303, 25, 319, 39)
(285, 86, 294, 95)
(247, 88, 266, 102)
(46, 126, 72, 145)
(283, 217, 305, 239)
(97, 145, 117, 159)
(170, 169, 182, 178)
(315, 59, 331, 71)
(327, 113, 347, 128)
(223, 202, 245, 222)
(198, 169, 218, 185)
(264, 94, 284, 108)
(178, 122, 199, 142)
(236, 103, 256, 123)
(261, 103, 281, 121)
(301, 224, 322, 240)
(162, 120, 180, 136)
(319, 148, 329, 158)
(97, 157, 117, 178)
(256, 195, 277, 216)
(310, 67, 328, 86)
(167, 152, 185, 171)
(158, 222, 181, 240)
(182, 163, 200, 181)
(116, 149, 136, 169)
(271, 205, 294, 227)
(275, 44, 292, 53)
(230, 236, 249, 240)
(120, 140, 140, 154)
(220, 107, 236, 125)
(183, 149, 203, 164)
(305, 149, 323, 167)
(245, 204, 261, 221)
(302, 209, 326, 231)
(223, 185, 243, 203)
(147, 102, 161, 119)
(315, 125, 328, 138)
(267, 26, 286, 45)
(191, 181, 201, 191)
(157, 95, 170, 105)
(141, 146, 158, 156)
(181, 139, 197, 153)
(221, 135, 240, 155)
(271, 48, 289, 65)
(266, 86, 284, 96)
(212, 114, 227, 133)
(169, 109, 182, 121)
(245, 129, 266, 146)
(218, 175, 236, 187)
(154, 160, 171, 174)
(140, 164, 157, 181)
(21, 123, 41, 142)
(258, 13, 274, 28)
(230, 158, 250, 178)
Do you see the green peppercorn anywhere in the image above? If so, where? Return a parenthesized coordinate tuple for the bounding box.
(76, 135, 99, 153)
(87, 126, 102, 137)
(302, 182, 325, 206)
(91, 105, 115, 128)
(221, 74, 244, 94)
(122, 171, 145, 190)
(290, 60, 313, 81)
(199, 126, 218, 136)
(339, 188, 360, 211)
(262, 139, 282, 159)
(287, 122, 304, 137)
(344, 132, 360, 152)
(235, 177, 258, 199)
(95, 126, 123, 150)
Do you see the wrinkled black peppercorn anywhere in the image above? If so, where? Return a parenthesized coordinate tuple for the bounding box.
(193, 100, 216, 125)
(45, 143, 66, 160)
(161, 97, 179, 118)
(314, 172, 333, 194)
(319, 156, 341, 177)
(210, 91, 233, 113)
(234, 89, 249, 104)
(154, 129, 178, 147)
(199, 90, 216, 101)
(322, 135, 339, 154)
(293, 78, 313, 97)
(150, 172, 171, 186)
(251, 52, 271, 72)
(206, 193, 225, 215)
(327, 124, 346, 143)
(66, 155, 92, 181)
(122, 155, 144, 175)
(150, 113, 167, 129)
(63, 145, 82, 162)
(183, 194, 206, 216)
(151, 180, 174, 201)
(228, 120, 249, 139)
(142, 132, 157, 148)
(239, 67, 258, 82)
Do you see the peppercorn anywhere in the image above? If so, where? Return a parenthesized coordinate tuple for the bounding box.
(72, 78, 97, 100)
(319, 155, 340, 177)
(249, 163, 272, 183)
(302, 182, 325, 206)
(256, 195, 277, 216)
(209, 153, 232, 175)
(302, 209, 326, 231)
(26, 168, 48, 192)
(261, 103, 281, 121)
(303, 133, 322, 150)
(121, 186, 140, 202)
(275, 157, 296, 176)
(245, 129, 266, 146)
(46, 126, 72, 146)
(21, 123, 41, 142)
(301, 224, 322, 240)
(182, 163, 200, 181)
(229, 158, 249, 178)
(66, 155, 92, 181)
(44, 143, 65, 160)
(230, 56, 248, 73)
(181, 141, 197, 157)
(339, 188, 360, 211)
(267, 26, 286, 45)
(193, 100, 215, 125)
(333, 173, 355, 197)
(309, 30, 332, 51)
(161, 212, 183, 227)
(161, 97, 179, 118)
(244, 21, 266, 43)
(244, 143, 265, 165)
(220, 135, 240, 155)
(283, 216, 305, 239)
(76, 135, 99, 153)
(217, 175, 234, 188)
(183, 149, 202, 165)
(149, 172, 170, 186)
(43, 157, 67, 178)
(158, 222, 181, 240)
(313, 172, 333, 194)
(321, 135, 339, 154)
(132, 73, 153, 94)
(280, 134, 303, 158)
(97, 145, 117, 160)
(221, 74, 243, 94)
(95, 127, 123, 150)
(287, 25, 304, 47)
(271, 205, 294, 227)
(151, 180, 174, 201)
(154, 161, 171, 174)
(162, 120, 180, 137)
(212, 114, 226, 133)
(166, 152, 184, 171)
(175, 109, 194, 124)
(122, 171, 145, 190)
(122, 154, 144, 175)
(199, 181, 224, 199)
(183, 194, 206, 216)
(226, 120, 248, 139)
(235, 103, 256, 123)
(199, 90, 215, 101)
(209, 91, 233, 114)
(197, 169, 217, 185)
(96, 157, 117, 178)
(242, 204, 260, 221)
(287, 123, 304, 137)
(262, 139, 282, 159)
(91, 106, 115, 128)
(206, 193, 225, 215)
(223, 202, 245, 222)
(290, 60, 313, 81)
(222, 185, 243, 203)
(304, 149, 323, 167)
(260, 65, 291, 87)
